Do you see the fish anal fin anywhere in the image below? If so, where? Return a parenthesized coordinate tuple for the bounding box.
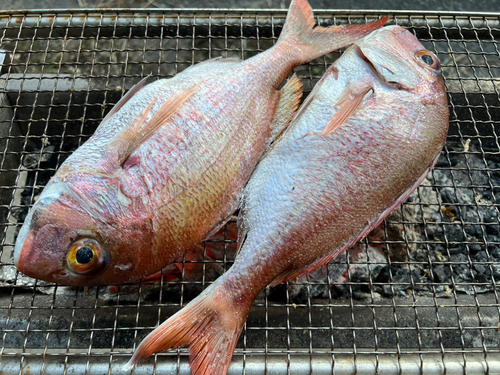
(126, 280, 250, 375)
(270, 74, 303, 141)
(300, 84, 372, 140)
(101, 75, 151, 124)
(271, 153, 441, 286)
(115, 83, 200, 166)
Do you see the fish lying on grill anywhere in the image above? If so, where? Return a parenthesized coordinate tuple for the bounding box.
(13, 0, 388, 286)
(127, 25, 449, 375)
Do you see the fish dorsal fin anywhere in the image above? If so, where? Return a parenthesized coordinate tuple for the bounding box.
(301, 84, 372, 139)
(107, 83, 200, 168)
(101, 75, 151, 124)
(270, 74, 303, 141)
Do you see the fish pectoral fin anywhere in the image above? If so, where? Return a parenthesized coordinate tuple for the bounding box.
(115, 83, 200, 166)
(299, 84, 372, 139)
(270, 74, 303, 141)
(101, 75, 151, 124)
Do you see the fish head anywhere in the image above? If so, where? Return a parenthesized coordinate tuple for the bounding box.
(14, 176, 153, 286)
(355, 25, 444, 93)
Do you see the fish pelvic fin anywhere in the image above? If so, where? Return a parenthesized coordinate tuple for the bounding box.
(114, 83, 200, 166)
(278, 0, 390, 63)
(299, 84, 372, 140)
(270, 74, 303, 141)
(126, 280, 250, 375)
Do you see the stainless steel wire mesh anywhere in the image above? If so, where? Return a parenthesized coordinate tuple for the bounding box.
(0, 9, 500, 374)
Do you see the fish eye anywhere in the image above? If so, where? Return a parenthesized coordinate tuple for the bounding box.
(67, 239, 105, 274)
(415, 50, 441, 72)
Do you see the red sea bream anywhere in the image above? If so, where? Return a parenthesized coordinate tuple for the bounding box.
(13, 0, 387, 286)
(128, 25, 449, 374)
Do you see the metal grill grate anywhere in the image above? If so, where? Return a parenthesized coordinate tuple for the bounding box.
(1, 9, 500, 374)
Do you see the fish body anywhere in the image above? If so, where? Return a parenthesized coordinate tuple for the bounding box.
(128, 25, 449, 374)
(14, 0, 388, 286)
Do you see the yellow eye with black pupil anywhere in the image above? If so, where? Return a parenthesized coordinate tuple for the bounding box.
(67, 239, 105, 274)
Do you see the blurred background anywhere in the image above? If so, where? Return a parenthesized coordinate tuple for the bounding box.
(0, 0, 497, 12)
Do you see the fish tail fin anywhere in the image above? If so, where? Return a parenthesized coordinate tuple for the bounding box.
(278, 0, 389, 62)
(126, 281, 251, 375)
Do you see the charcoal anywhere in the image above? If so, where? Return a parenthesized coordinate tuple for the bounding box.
(382, 284, 394, 296)
(369, 264, 385, 280)
(440, 187, 457, 204)
(435, 154, 451, 168)
(424, 224, 441, 238)
(486, 159, 500, 169)
(475, 273, 489, 283)
(447, 153, 462, 167)
(468, 242, 484, 252)
(448, 247, 465, 255)
(393, 268, 412, 290)
(22, 145, 55, 169)
(464, 224, 481, 237)
(374, 265, 400, 283)
(493, 270, 500, 281)
(475, 251, 489, 262)
(433, 244, 447, 255)
(482, 207, 500, 234)
(454, 187, 474, 205)
(433, 266, 447, 282)
(460, 272, 473, 283)
(486, 224, 500, 235)
(488, 244, 500, 259)
(447, 224, 465, 242)
(474, 263, 486, 273)
(414, 252, 428, 262)
(330, 284, 350, 299)
(479, 205, 497, 219)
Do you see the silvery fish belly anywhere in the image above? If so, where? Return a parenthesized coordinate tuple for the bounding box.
(128, 25, 448, 375)
(13, 0, 387, 287)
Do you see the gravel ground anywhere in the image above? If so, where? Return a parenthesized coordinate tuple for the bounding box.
(0, 0, 498, 12)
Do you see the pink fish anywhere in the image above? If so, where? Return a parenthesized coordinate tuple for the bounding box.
(128, 25, 448, 375)
(14, 0, 387, 286)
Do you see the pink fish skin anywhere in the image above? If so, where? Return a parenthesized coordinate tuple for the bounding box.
(127, 26, 448, 374)
(14, 0, 388, 286)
